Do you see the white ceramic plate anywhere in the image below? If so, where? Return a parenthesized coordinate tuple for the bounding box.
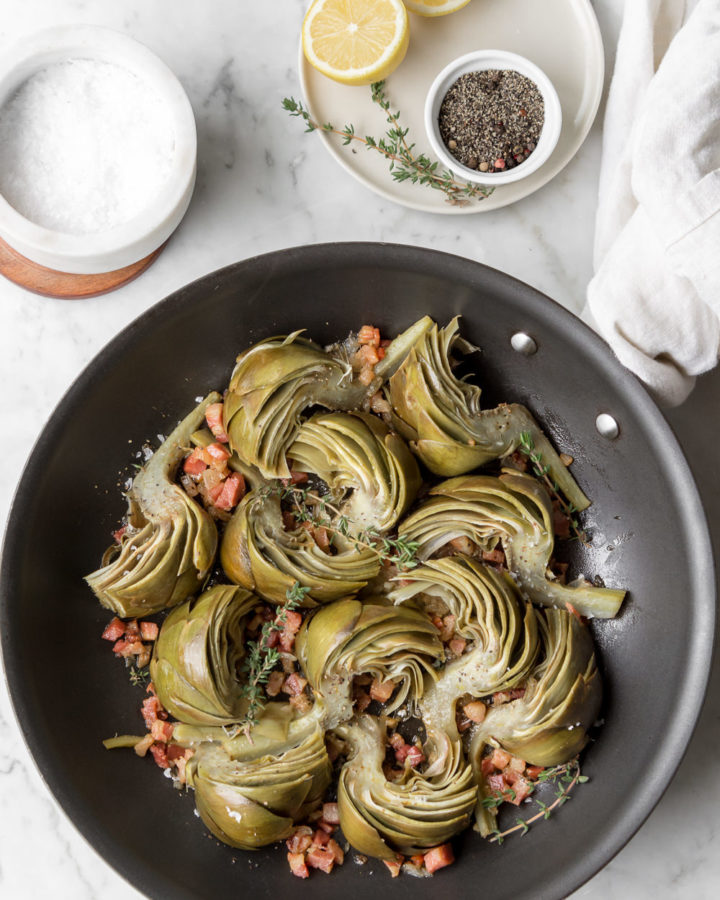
(298, 0, 603, 214)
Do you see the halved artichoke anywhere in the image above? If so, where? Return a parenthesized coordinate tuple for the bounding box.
(223, 317, 433, 479)
(85, 395, 219, 617)
(388, 317, 589, 511)
(150, 584, 257, 726)
(295, 598, 444, 727)
(289, 411, 421, 533)
(220, 489, 381, 605)
(469, 607, 601, 834)
(186, 724, 331, 850)
(400, 470, 626, 619)
(337, 716, 477, 858)
(390, 557, 539, 735)
(470, 608, 601, 768)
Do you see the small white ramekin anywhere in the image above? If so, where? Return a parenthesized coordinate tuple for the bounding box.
(424, 49, 562, 187)
(0, 26, 197, 275)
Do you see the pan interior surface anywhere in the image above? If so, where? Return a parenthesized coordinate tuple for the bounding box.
(0, 243, 713, 900)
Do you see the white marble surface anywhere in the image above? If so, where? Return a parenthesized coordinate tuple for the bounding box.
(1, 1, 719, 898)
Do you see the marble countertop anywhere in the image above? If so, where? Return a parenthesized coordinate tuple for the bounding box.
(1, 1, 719, 898)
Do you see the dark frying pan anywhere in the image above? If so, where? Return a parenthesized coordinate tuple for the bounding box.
(0, 243, 714, 899)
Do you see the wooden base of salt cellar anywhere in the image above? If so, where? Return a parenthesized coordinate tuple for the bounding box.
(0, 234, 165, 299)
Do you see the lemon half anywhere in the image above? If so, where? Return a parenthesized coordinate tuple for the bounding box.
(402, 0, 472, 17)
(302, 0, 410, 86)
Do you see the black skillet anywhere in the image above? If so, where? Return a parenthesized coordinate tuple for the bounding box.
(0, 243, 714, 899)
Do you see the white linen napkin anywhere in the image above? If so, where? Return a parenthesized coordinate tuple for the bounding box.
(584, 0, 720, 406)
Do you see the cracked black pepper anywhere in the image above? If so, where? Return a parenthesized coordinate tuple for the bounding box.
(438, 69, 544, 173)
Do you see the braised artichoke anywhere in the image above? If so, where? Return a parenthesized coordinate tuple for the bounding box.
(223, 317, 433, 479)
(400, 470, 626, 619)
(470, 608, 601, 768)
(150, 584, 257, 726)
(289, 411, 421, 533)
(390, 557, 539, 735)
(220, 489, 380, 606)
(295, 598, 444, 727)
(469, 607, 601, 834)
(187, 725, 331, 849)
(86, 395, 219, 617)
(337, 716, 477, 858)
(388, 317, 589, 511)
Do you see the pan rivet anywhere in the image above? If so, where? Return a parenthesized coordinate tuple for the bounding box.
(510, 332, 537, 355)
(596, 414, 619, 439)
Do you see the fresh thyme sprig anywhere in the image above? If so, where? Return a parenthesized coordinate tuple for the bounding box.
(237, 581, 310, 737)
(487, 759, 587, 845)
(282, 83, 494, 207)
(266, 483, 419, 570)
(128, 665, 150, 687)
(517, 431, 588, 544)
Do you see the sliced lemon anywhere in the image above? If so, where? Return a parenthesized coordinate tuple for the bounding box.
(402, 0, 472, 17)
(302, 0, 410, 86)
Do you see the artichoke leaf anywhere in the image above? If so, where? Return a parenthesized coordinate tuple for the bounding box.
(186, 725, 331, 849)
(85, 394, 220, 617)
(172, 702, 317, 758)
(193, 780, 294, 850)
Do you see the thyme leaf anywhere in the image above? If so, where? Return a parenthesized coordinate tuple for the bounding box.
(517, 431, 588, 544)
(128, 666, 149, 687)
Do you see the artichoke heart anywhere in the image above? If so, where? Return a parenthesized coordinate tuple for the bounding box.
(150, 584, 257, 726)
(337, 716, 477, 858)
(388, 317, 589, 511)
(220, 489, 380, 605)
(186, 725, 331, 850)
(400, 470, 626, 620)
(224, 317, 433, 479)
(390, 557, 539, 735)
(85, 395, 219, 618)
(289, 411, 421, 533)
(295, 599, 444, 728)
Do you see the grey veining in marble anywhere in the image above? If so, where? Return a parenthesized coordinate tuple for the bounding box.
(2, 1, 719, 898)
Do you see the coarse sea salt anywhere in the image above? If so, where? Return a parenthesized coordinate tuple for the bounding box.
(0, 58, 175, 235)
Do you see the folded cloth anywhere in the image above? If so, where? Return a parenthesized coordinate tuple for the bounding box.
(584, 0, 720, 406)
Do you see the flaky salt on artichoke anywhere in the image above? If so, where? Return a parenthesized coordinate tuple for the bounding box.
(289, 411, 421, 534)
(186, 725, 331, 850)
(223, 317, 433, 479)
(220, 490, 380, 606)
(150, 584, 257, 726)
(470, 607, 601, 834)
(400, 470, 626, 619)
(295, 598, 444, 727)
(337, 716, 477, 859)
(85, 395, 219, 618)
(390, 557, 539, 735)
(388, 317, 589, 512)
